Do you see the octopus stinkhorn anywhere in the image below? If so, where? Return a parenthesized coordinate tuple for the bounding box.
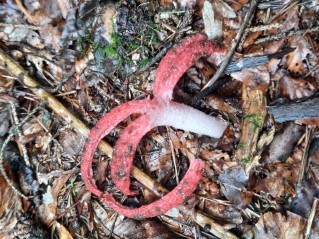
(81, 33, 228, 219)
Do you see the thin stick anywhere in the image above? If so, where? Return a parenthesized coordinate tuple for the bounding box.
(0, 133, 28, 198)
(0, 22, 41, 30)
(167, 127, 179, 184)
(14, 0, 36, 23)
(0, 102, 44, 199)
(0, 50, 238, 239)
(304, 198, 319, 239)
(193, 0, 259, 104)
(255, 26, 319, 44)
(9, 101, 30, 167)
(137, 42, 173, 73)
(9, 102, 45, 134)
(297, 126, 316, 185)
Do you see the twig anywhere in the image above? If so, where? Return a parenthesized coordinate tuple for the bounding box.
(255, 26, 319, 44)
(167, 127, 179, 184)
(193, 0, 259, 104)
(246, 23, 282, 33)
(0, 22, 41, 30)
(9, 102, 45, 134)
(0, 134, 28, 198)
(304, 198, 319, 239)
(9, 101, 30, 167)
(0, 49, 238, 239)
(224, 47, 294, 74)
(14, 0, 36, 23)
(0, 102, 44, 199)
(304, 63, 319, 78)
(297, 126, 316, 185)
(235, 86, 267, 169)
(238, 23, 282, 50)
(108, 213, 118, 239)
(137, 42, 173, 73)
(50, 66, 76, 93)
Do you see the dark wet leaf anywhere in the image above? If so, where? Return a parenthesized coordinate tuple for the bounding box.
(219, 166, 250, 209)
(58, 129, 85, 157)
(141, 220, 178, 239)
(0, 110, 9, 136)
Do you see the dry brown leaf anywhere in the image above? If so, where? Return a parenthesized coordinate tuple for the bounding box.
(102, 4, 116, 44)
(0, 162, 22, 237)
(160, 0, 173, 8)
(58, 128, 85, 157)
(200, 199, 243, 224)
(54, 221, 73, 239)
(297, 118, 319, 126)
(141, 220, 177, 238)
(231, 66, 270, 92)
(92, 201, 147, 239)
(206, 95, 237, 114)
(56, 0, 70, 19)
(250, 211, 306, 239)
(279, 75, 315, 100)
(254, 163, 297, 200)
(228, 0, 248, 11)
(219, 166, 250, 209)
(37, 173, 73, 225)
(285, 36, 315, 77)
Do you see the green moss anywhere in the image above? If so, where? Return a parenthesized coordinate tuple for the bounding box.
(243, 113, 263, 131)
(237, 141, 246, 150)
(139, 58, 152, 67)
(242, 157, 250, 164)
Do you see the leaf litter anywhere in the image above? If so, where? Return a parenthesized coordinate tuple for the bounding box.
(0, 0, 318, 238)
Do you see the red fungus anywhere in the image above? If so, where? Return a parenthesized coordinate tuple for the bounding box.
(81, 33, 227, 218)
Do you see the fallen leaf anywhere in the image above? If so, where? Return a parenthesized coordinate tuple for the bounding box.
(92, 200, 148, 238)
(203, 1, 222, 40)
(58, 128, 85, 157)
(54, 221, 73, 239)
(160, 0, 173, 8)
(56, 0, 70, 19)
(254, 163, 297, 200)
(37, 173, 73, 225)
(102, 4, 116, 44)
(141, 220, 177, 238)
(219, 166, 250, 209)
(247, 211, 306, 239)
(279, 75, 315, 100)
(0, 161, 22, 237)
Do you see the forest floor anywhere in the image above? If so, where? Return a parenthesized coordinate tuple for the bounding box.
(0, 0, 319, 238)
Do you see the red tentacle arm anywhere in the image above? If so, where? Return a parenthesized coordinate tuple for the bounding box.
(111, 113, 155, 196)
(104, 158, 204, 219)
(153, 34, 224, 100)
(81, 99, 151, 196)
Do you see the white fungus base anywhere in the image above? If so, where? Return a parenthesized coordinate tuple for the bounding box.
(152, 101, 228, 138)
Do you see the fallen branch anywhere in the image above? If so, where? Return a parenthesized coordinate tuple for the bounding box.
(0, 49, 237, 239)
(268, 97, 319, 123)
(255, 26, 319, 44)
